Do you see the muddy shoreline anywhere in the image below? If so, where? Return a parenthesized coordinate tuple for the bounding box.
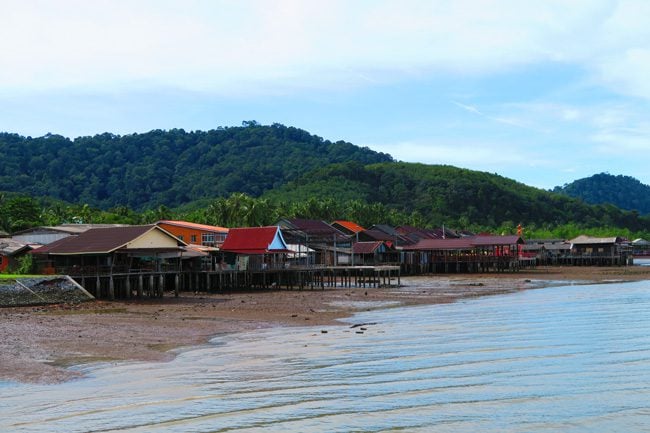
(2, 266, 650, 384)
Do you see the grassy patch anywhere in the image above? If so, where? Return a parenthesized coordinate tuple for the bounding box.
(0, 274, 46, 279)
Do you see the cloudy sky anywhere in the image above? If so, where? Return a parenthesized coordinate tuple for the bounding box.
(1, 0, 649, 189)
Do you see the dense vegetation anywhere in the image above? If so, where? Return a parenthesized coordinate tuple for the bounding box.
(553, 173, 650, 215)
(2, 123, 650, 240)
(0, 122, 391, 209)
(265, 162, 650, 234)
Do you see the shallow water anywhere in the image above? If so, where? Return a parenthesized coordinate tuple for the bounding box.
(2, 280, 650, 432)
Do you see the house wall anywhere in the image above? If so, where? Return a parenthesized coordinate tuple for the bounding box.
(0, 254, 8, 272)
(157, 223, 227, 246)
(127, 229, 180, 249)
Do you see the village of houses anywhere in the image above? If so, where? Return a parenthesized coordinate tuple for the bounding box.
(2, 218, 650, 303)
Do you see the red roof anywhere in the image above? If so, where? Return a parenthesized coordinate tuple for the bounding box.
(332, 220, 365, 234)
(158, 220, 229, 233)
(220, 226, 292, 254)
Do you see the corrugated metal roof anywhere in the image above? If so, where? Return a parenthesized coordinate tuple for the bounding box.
(360, 229, 396, 242)
(220, 226, 292, 254)
(405, 238, 475, 251)
(157, 220, 229, 233)
(405, 235, 523, 251)
(279, 218, 349, 242)
(569, 235, 622, 245)
(352, 241, 385, 254)
(0, 239, 30, 255)
(32, 225, 182, 255)
(332, 220, 365, 234)
(11, 224, 129, 236)
(471, 235, 523, 246)
(396, 225, 441, 240)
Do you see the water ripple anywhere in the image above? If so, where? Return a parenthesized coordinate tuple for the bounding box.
(2, 281, 650, 432)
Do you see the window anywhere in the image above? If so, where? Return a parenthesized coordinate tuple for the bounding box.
(191, 235, 197, 243)
(202, 233, 215, 245)
(178, 235, 184, 241)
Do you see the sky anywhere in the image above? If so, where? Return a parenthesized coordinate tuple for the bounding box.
(1, 0, 650, 189)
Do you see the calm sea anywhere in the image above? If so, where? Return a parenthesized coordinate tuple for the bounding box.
(2, 280, 650, 432)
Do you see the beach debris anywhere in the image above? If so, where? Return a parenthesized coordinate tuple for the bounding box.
(350, 322, 377, 329)
(291, 314, 298, 318)
(360, 327, 367, 331)
(355, 331, 364, 334)
(321, 330, 328, 334)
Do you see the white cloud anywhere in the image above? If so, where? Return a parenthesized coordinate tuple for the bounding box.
(1, 0, 647, 98)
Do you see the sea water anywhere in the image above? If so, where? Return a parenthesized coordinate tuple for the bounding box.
(2, 280, 650, 432)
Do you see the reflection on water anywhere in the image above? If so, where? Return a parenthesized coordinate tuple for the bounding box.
(2, 281, 650, 432)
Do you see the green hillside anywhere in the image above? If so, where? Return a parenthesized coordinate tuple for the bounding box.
(553, 173, 650, 215)
(0, 122, 391, 210)
(266, 162, 650, 231)
(2, 123, 650, 237)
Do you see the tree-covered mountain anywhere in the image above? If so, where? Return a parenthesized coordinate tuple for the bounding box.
(553, 173, 650, 215)
(2, 122, 650, 237)
(265, 162, 650, 231)
(0, 122, 392, 210)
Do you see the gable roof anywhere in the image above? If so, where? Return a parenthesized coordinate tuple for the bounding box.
(157, 220, 229, 233)
(353, 241, 390, 254)
(32, 225, 185, 255)
(220, 226, 292, 254)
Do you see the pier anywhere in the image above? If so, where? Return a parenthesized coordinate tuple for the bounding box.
(69, 265, 401, 300)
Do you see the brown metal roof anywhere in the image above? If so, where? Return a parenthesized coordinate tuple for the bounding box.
(279, 218, 349, 242)
(405, 238, 475, 251)
(353, 241, 386, 254)
(471, 235, 523, 246)
(32, 225, 182, 255)
(405, 235, 523, 251)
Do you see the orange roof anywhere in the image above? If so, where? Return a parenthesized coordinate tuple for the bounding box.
(332, 220, 365, 233)
(157, 220, 229, 233)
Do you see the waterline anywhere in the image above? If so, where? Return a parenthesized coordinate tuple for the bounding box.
(2, 280, 650, 432)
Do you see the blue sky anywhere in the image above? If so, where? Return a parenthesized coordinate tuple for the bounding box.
(1, 0, 650, 189)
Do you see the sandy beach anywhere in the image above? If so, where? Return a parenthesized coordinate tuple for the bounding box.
(2, 265, 650, 384)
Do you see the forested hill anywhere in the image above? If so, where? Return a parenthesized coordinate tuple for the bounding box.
(265, 162, 650, 231)
(0, 123, 392, 209)
(553, 173, 650, 215)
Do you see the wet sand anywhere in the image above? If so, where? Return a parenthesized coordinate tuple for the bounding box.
(2, 266, 650, 384)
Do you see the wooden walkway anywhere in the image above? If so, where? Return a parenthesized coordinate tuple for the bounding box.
(72, 265, 401, 300)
